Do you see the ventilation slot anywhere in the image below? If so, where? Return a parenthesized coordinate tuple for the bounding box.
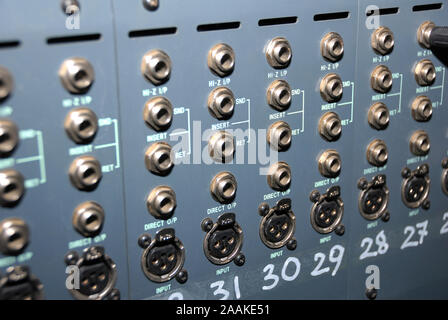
(314, 11, 350, 21)
(366, 7, 399, 16)
(0, 40, 20, 49)
(258, 16, 298, 27)
(129, 27, 177, 38)
(47, 33, 101, 45)
(413, 3, 443, 11)
(197, 21, 240, 32)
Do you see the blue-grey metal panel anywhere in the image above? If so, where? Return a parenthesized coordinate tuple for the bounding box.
(0, 0, 129, 299)
(0, 0, 446, 300)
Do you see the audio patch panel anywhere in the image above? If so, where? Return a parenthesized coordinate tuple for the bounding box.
(0, 0, 447, 300)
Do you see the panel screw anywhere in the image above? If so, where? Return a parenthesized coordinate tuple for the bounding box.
(258, 202, 270, 216)
(401, 167, 411, 178)
(234, 253, 245, 266)
(176, 269, 188, 284)
(357, 177, 368, 190)
(422, 200, 430, 210)
(142, 0, 159, 11)
(138, 234, 151, 248)
(335, 224, 345, 236)
(61, 0, 80, 15)
(366, 287, 377, 300)
(309, 190, 320, 203)
(286, 238, 297, 251)
(107, 288, 121, 300)
(442, 158, 448, 169)
(64, 251, 79, 265)
(201, 218, 214, 232)
(381, 211, 390, 222)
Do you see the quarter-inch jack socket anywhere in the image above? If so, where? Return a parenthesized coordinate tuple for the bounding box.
(64, 107, 98, 144)
(210, 171, 237, 204)
(371, 26, 394, 55)
(266, 80, 292, 111)
(267, 161, 291, 191)
(141, 50, 172, 85)
(0, 119, 19, 156)
(441, 159, 448, 196)
(409, 130, 430, 156)
(318, 149, 341, 178)
(411, 96, 432, 122)
(265, 37, 292, 68)
(368, 102, 390, 130)
(371, 65, 392, 93)
(267, 121, 292, 150)
(207, 87, 235, 120)
(68, 155, 102, 191)
(144, 142, 174, 175)
(366, 139, 388, 167)
(208, 43, 235, 77)
(0, 169, 25, 207)
(320, 32, 344, 62)
(320, 73, 343, 102)
(318, 112, 342, 141)
(72, 201, 105, 237)
(208, 131, 235, 163)
(417, 21, 435, 49)
(414, 59, 436, 86)
(146, 186, 177, 220)
(59, 57, 95, 94)
(143, 96, 173, 131)
(0, 66, 14, 101)
(0, 218, 29, 255)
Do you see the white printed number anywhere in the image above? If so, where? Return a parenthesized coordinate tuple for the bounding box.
(210, 276, 241, 300)
(359, 230, 389, 260)
(262, 257, 301, 291)
(311, 245, 345, 277)
(400, 220, 429, 250)
(440, 212, 448, 235)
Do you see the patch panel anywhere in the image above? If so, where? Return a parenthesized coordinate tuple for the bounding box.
(0, 0, 447, 300)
